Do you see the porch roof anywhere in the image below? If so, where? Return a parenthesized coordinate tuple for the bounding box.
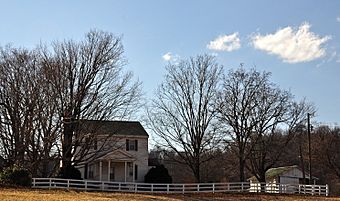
(96, 149, 136, 162)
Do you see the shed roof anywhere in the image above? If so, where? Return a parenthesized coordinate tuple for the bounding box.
(77, 119, 149, 137)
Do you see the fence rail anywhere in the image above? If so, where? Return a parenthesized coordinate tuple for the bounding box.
(32, 178, 328, 196)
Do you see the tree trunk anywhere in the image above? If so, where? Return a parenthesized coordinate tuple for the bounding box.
(258, 172, 266, 192)
(239, 157, 245, 182)
(62, 117, 74, 171)
(194, 156, 201, 182)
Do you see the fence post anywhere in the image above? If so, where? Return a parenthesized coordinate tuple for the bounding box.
(270, 183, 273, 193)
(312, 185, 314, 195)
(227, 183, 230, 192)
(241, 183, 244, 191)
(298, 185, 301, 194)
(85, 180, 87, 191)
(118, 183, 121, 191)
(151, 184, 153, 192)
(326, 184, 329, 196)
(167, 184, 169, 194)
(197, 184, 200, 192)
(318, 185, 321, 195)
(67, 179, 70, 190)
(182, 184, 185, 194)
(101, 181, 104, 191)
(212, 183, 215, 193)
(135, 183, 137, 193)
(49, 178, 52, 189)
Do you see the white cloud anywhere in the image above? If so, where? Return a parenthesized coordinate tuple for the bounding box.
(162, 52, 180, 63)
(252, 22, 331, 63)
(162, 52, 172, 61)
(207, 33, 241, 52)
(337, 16, 340, 22)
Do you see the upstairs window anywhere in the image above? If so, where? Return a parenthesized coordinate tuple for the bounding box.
(85, 137, 97, 150)
(126, 139, 138, 151)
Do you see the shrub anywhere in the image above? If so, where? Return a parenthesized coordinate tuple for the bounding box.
(0, 165, 32, 187)
(145, 165, 172, 183)
(57, 166, 82, 180)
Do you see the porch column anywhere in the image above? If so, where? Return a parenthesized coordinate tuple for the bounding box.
(124, 161, 127, 182)
(107, 160, 111, 181)
(99, 161, 102, 181)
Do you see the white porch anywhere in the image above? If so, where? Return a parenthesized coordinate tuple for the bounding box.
(83, 149, 138, 182)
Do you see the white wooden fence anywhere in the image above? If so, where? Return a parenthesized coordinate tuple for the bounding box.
(31, 178, 328, 196)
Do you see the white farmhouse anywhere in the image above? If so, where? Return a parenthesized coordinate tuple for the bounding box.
(75, 120, 149, 183)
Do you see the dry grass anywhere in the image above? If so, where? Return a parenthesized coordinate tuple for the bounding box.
(0, 188, 339, 201)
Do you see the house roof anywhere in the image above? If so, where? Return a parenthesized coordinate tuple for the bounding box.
(77, 119, 149, 137)
(248, 165, 300, 182)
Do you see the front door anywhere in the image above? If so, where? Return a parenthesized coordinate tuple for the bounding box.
(110, 165, 115, 181)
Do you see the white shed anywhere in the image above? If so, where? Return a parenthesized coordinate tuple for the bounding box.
(248, 165, 318, 193)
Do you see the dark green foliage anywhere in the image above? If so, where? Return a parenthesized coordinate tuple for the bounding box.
(145, 165, 172, 183)
(0, 165, 32, 187)
(57, 166, 82, 180)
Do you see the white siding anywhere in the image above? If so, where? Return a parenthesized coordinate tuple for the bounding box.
(279, 176, 299, 184)
(77, 135, 148, 182)
(124, 137, 149, 182)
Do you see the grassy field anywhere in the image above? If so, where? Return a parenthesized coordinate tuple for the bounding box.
(0, 188, 339, 201)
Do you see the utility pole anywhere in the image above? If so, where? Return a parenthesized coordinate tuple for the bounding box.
(307, 113, 312, 184)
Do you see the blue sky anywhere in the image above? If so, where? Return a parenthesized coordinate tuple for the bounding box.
(1, 0, 339, 125)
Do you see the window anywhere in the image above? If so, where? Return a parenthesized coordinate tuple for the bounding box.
(85, 137, 90, 146)
(126, 139, 138, 151)
(128, 162, 133, 176)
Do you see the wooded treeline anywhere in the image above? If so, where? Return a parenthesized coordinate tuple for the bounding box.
(149, 124, 340, 193)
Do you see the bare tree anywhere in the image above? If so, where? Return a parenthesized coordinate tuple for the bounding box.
(216, 67, 315, 182)
(0, 47, 39, 166)
(216, 68, 268, 182)
(39, 30, 142, 173)
(0, 46, 62, 177)
(29, 61, 61, 177)
(247, 100, 315, 187)
(148, 55, 222, 182)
